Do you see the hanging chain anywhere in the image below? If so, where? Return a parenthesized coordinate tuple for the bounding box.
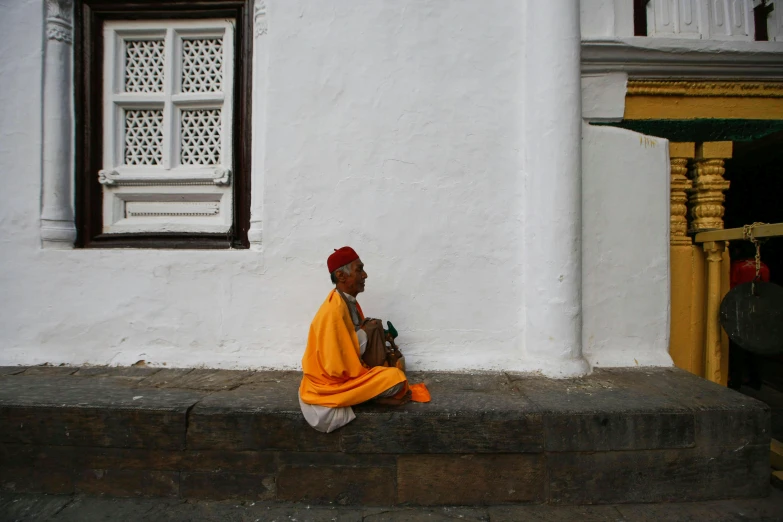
(742, 222, 767, 294)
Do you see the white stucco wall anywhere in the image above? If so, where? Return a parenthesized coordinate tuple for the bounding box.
(1, 0, 530, 371)
(580, 0, 634, 38)
(0, 0, 673, 374)
(582, 123, 673, 368)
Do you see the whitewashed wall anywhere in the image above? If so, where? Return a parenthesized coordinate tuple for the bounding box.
(582, 124, 673, 368)
(0, 0, 672, 374)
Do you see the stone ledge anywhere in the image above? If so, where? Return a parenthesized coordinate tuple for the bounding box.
(0, 367, 771, 505)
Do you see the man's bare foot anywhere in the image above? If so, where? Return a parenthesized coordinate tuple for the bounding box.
(374, 390, 411, 406)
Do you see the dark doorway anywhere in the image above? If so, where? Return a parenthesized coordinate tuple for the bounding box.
(723, 131, 783, 439)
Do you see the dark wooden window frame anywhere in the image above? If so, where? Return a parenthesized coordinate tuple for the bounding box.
(633, 0, 650, 37)
(74, 0, 253, 249)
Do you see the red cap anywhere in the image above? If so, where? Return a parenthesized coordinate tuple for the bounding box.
(327, 247, 359, 273)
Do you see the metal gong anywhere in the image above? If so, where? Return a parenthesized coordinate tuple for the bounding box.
(720, 282, 783, 355)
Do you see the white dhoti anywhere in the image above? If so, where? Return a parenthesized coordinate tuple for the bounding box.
(299, 381, 405, 433)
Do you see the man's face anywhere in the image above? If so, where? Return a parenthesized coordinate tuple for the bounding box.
(341, 259, 367, 296)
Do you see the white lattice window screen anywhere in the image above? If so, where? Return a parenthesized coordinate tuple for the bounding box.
(125, 40, 165, 92)
(124, 109, 164, 165)
(181, 109, 222, 165)
(101, 20, 235, 235)
(181, 38, 224, 93)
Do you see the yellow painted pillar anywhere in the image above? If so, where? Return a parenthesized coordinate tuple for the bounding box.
(690, 142, 732, 384)
(703, 240, 726, 383)
(669, 143, 697, 373)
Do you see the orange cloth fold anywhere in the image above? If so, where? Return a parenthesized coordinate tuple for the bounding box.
(409, 383, 431, 403)
(300, 289, 407, 408)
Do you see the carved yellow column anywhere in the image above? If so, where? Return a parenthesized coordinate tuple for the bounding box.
(668, 143, 697, 374)
(670, 144, 693, 246)
(691, 142, 732, 385)
(689, 142, 731, 233)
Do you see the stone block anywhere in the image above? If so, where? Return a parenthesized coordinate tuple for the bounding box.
(74, 469, 179, 497)
(0, 467, 74, 494)
(73, 448, 278, 474)
(343, 411, 543, 454)
(187, 383, 340, 452)
(488, 504, 623, 521)
(0, 492, 74, 520)
(513, 369, 687, 414)
(179, 450, 278, 474)
(0, 444, 75, 469)
(0, 367, 27, 376)
(47, 496, 187, 522)
(1, 407, 189, 449)
(277, 452, 397, 506)
(277, 459, 396, 505)
(544, 412, 695, 452)
(237, 370, 302, 389)
(187, 410, 342, 452)
(180, 472, 276, 500)
(135, 369, 196, 388)
(695, 407, 770, 448)
(146, 369, 254, 391)
(343, 372, 543, 454)
(74, 448, 184, 471)
(364, 507, 490, 521)
(624, 368, 771, 448)
(73, 367, 162, 382)
(397, 454, 544, 505)
(0, 376, 203, 449)
(547, 444, 770, 504)
(21, 367, 78, 376)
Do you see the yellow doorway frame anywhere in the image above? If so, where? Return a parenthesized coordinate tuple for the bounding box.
(623, 80, 783, 384)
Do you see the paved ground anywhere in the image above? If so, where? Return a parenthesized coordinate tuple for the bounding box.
(2, 491, 783, 522)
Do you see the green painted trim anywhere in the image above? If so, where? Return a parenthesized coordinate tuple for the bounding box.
(595, 119, 783, 142)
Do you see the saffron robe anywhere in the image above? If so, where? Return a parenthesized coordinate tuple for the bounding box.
(299, 289, 407, 408)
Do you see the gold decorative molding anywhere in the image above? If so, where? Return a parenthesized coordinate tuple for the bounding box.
(670, 158, 692, 246)
(689, 159, 730, 233)
(624, 81, 783, 120)
(627, 80, 783, 98)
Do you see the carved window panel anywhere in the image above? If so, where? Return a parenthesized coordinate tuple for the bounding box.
(101, 20, 235, 235)
(767, 0, 783, 41)
(645, 0, 756, 39)
(707, 0, 754, 39)
(104, 189, 230, 235)
(647, 0, 704, 37)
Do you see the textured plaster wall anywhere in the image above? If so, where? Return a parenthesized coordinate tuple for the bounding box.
(579, 0, 634, 38)
(582, 123, 673, 368)
(1, 0, 528, 371)
(0, 0, 672, 373)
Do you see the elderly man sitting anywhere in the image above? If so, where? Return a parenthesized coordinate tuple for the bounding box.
(299, 247, 410, 432)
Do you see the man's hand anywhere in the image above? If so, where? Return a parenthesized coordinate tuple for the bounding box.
(360, 318, 382, 332)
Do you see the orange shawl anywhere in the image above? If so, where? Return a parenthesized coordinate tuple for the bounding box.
(299, 289, 407, 408)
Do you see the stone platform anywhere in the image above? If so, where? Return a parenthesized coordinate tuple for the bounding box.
(0, 366, 771, 506)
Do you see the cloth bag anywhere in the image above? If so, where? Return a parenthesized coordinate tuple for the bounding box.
(361, 319, 404, 369)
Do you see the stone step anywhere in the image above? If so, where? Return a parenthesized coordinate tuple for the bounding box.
(0, 367, 771, 506)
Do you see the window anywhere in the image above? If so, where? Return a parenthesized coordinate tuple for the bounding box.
(75, 1, 252, 248)
(634, 0, 774, 40)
